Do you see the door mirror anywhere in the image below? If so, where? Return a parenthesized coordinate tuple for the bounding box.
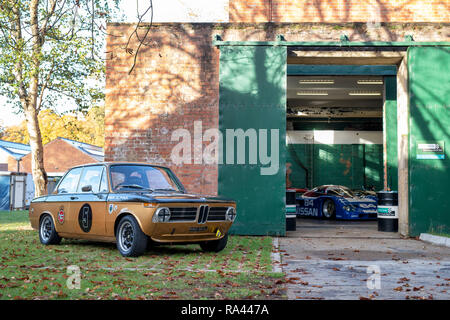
(81, 185, 92, 192)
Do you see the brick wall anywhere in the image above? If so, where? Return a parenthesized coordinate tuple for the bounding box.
(18, 139, 99, 173)
(105, 24, 220, 195)
(229, 0, 450, 23)
(105, 22, 449, 195)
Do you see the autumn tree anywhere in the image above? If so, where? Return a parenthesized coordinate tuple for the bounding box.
(2, 106, 105, 147)
(0, 0, 154, 197)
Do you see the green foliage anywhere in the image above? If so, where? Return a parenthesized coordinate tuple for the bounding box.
(0, 0, 120, 113)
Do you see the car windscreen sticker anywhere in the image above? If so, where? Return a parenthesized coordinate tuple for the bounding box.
(78, 204, 93, 232)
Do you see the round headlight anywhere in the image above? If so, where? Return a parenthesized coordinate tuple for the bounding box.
(153, 207, 171, 222)
(226, 207, 236, 221)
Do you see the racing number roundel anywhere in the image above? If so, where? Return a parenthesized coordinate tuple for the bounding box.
(57, 207, 65, 224)
(78, 204, 92, 233)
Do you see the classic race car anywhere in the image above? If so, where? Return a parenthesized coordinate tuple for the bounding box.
(29, 162, 237, 257)
(296, 185, 377, 220)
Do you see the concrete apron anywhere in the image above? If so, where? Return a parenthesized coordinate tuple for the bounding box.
(277, 219, 450, 300)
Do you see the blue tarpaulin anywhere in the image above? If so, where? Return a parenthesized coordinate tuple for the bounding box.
(0, 175, 10, 210)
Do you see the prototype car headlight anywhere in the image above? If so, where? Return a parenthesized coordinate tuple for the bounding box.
(152, 207, 171, 222)
(343, 204, 356, 211)
(226, 207, 236, 221)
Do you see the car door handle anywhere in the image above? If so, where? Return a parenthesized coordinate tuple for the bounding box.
(70, 196, 79, 200)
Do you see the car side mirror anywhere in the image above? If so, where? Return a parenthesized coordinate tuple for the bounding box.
(81, 185, 92, 192)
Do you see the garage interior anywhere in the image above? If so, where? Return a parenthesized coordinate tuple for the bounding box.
(282, 44, 406, 235)
(286, 74, 385, 191)
(279, 48, 406, 236)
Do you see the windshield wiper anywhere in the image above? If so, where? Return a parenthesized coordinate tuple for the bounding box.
(115, 184, 154, 192)
(153, 188, 177, 192)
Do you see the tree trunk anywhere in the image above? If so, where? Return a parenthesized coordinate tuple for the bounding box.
(25, 0, 47, 197)
(24, 108, 47, 197)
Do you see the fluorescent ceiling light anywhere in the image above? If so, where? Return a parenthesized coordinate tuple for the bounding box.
(297, 91, 329, 96)
(348, 91, 381, 96)
(299, 80, 335, 84)
(357, 80, 384, 85)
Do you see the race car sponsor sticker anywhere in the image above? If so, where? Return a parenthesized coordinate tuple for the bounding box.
(57, 207, 65, 224)
(377, 206, 398, 218)
(108, 204, 118, 215)
(359, 203, 377, 209)
(297, 207, 319, 217)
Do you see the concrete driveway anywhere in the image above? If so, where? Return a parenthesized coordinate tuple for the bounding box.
(276, 218, 450, 300)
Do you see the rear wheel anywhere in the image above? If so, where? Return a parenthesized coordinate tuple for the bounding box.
(116, 215, 148, 257)
(39, 214, 62, 245)
(200, 234, 229, 253)
(322, 199, 336, 219)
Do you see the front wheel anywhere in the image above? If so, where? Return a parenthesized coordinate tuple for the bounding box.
(200, 234, 229, 252)
(116, 215, 148, 257)
(39, 214, 62, 245)
(322, 199, 336, 219)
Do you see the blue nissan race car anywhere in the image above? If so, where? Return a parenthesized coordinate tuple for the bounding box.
(296, 185, 378, 220)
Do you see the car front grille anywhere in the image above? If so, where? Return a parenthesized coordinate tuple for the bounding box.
(197, 205, 209, 224)
(167, 206, 229, 223)
(168, 207, 197, 222)
(207, 207, 228, 221)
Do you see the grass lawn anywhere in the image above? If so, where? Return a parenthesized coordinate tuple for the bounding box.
(430, 232, 450, 239)
(0, 210, 285, 300)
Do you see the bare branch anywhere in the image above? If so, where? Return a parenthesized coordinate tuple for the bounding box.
(125, 0, 153, 74)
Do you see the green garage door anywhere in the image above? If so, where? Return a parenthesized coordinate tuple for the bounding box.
(408, 46, 450, 236)
(218, 46, 286, 236)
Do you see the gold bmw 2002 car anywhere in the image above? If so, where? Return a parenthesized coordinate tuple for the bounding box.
(29, 162, 237, 257)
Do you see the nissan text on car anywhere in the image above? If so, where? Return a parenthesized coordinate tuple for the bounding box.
(29, 162, 237, 257)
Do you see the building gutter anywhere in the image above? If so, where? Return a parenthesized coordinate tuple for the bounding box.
(212, 39, 450, 47)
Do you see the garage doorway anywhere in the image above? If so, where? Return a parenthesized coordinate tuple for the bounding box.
(286, 72, 395, 234)
(284, 45, 405, 234)
(217, 43, 417, 236)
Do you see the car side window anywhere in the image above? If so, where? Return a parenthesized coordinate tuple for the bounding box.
(57, 167, 83, 194)
(77, 166, 104, 193)
(99, 168, 109, 193)
(327, 189, 340, 196)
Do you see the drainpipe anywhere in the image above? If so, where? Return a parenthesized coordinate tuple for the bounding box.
(268, 0, 273, 22)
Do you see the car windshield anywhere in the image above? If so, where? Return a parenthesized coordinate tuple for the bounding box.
(329, 186, 355, 198)
(109, 165, 183, 192)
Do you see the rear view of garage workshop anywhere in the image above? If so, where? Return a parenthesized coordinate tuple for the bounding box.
(104, 1, 450, 238)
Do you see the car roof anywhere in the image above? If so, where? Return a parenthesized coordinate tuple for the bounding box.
(69, 161, 171, 171)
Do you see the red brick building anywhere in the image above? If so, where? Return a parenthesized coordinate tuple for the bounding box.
(105, 1, 450, 236)
(19, 137, 104, 175)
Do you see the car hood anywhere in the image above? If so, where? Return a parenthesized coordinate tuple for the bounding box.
(108, 191, 235, 204)
(336, 197, 377, 211)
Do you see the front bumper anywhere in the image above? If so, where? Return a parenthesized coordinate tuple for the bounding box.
(338, 209, 377, 220)
(149, 221, 233, 243)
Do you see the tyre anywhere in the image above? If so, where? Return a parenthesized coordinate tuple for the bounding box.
(200, 234, 229, 253)
(39, 214, 62, 245)
(322, 199, 336, 219)
(116, 215, 148, 257)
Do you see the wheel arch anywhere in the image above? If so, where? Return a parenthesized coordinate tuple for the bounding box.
(114, 211, 144, 237)
(39, 211, 56, 226)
